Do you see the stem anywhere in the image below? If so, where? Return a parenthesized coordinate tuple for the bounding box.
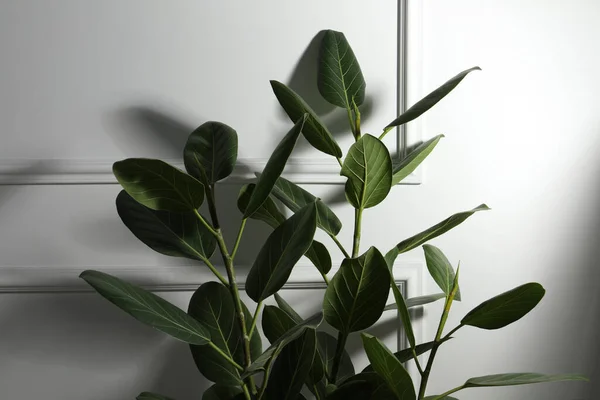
(207, 341, 244, 371)
(320, 271, 330, 285)
(336, 157, 344, 168)
(429, 384, 465, 400)
(330, 234, 351, 259)
(200, 257, 229, 287)
(205, 185, 256, 393)
(193, 209, 218, 237)
(257, 343, 283, 400)
(346, 106, 358, 140)
(352, 208, 363, 258)
(242, 385, 252, 400)
(442, 324, 463, 341)
(330, 331, 348, 383)
(248, 301, 263, 337)
(378, 125, 395, 141)
(231, 218, 247, 261)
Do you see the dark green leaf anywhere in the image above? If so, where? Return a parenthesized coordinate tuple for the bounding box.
(423, 245, 461, 301)
(341, 134, 392, 209)
(116, 190, 216, 261)
(385, 67, 480, 128)
(317, 331, 354, 382)
(262, 305, 297, 344)
(423, 396, 458, 400)
(264, 330, 318, 400)
(324, 247, 391, 333)
(188, 282, 261, 385)
(246, 202, 318, 302)
(305, 239, 333, 275)
(274, 293, 303, 323)
(392, 135, 443, 185)
(237, 183, 286, 227)
(113, 158, 204, 212)
(389, 274, 416, 351)
(361, 333, 416, 400)
(318, 30, 366, 109)
(271, 80, 342, 158)
(202, 385, 242, 400)
(464, 373, 588, 388)
(326, 380, 374, 400)
(243, 116, 307, 218)
(183, 121, 238, 185)
(137, 392, 175, 400)
(80, 270, 209, 345)
(335, 373, 396, 400)
(243, 312, 323, 378)
(385, 293, 446, 311)
(461, 283, 545, 330)
(363, 339, 450, 373)
(385, 204, 490, 265)
(270, 175, 342, 236)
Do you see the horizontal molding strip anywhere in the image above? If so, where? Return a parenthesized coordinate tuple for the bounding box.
(0, 158, 420, 185)
(0, 261, 422, 294)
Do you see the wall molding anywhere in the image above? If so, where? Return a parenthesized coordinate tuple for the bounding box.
(0, 1, 424, 187)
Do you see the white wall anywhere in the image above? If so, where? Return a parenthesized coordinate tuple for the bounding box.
(0, 1, 599, 399)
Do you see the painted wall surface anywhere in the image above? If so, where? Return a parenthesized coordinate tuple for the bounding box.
(0, 1, 599, 399)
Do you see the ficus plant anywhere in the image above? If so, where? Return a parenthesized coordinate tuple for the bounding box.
(80, 30, 586, 400)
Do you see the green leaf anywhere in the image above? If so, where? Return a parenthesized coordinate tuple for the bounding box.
(270, 175, 342, 236)
(389, 273, 417, 352)
(423, 245, 461, 301)
(264, 329, 318, 400)
(80, 270, 210, 345)
(423, 396, 458, 400)
(237, 183, 286, 227)
(246, 202, 318, 302)
(392, 135, 443, 185)
(326, 380, 374, 400)
(305, 239, 333, 275)
(188, 282, 261, 385)
(116, 190, 216, 261)
(183, 121, 238, 185)
(363, 339, 451, 373)
(464, 373, 588, 388)
(324, 247, 391, 333)
(318, 30, 366, 109)
(461, 283, 545, 330)
(341, 134, 392, 209)
(202, 385, 243, 400)
(271, 80, 342, 158)
(361, 333, 416, 400)
(384, 293, 446, 311)
(113, 158, 204, 212)
(137, 392, 175, 400)
(335, 373, 397, 400)
(385, 67, 481, 128)
(262, 305, 297, 344)
(243, 312, 323, 378)
(385, 204, 490, 265)
(274, 293, 303, 323)
(243, 115, 307, 218)
(317, 331, 355, 382)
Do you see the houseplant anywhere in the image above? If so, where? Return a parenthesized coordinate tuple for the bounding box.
(80, 30, 586, 399)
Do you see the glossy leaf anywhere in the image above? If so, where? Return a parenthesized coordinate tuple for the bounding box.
(264, 329, 318, 400)
(246, 202, 318, 302)
(341, 134, 392, 209)
(324, 247, 391, 333)
(274, 293, 303, 323)
(461, 283, 545, 330)
(262, 305, 297, 344)
(188, 282, 261, 385)
(113, 158, 204, 212)
(305, 239, 333, 275)
(271, 80, 342, 158)
(318, 30, 366, 109)
(80, 270, 210, 345)
(423, 245, 461, 301)
(464, 373, 588, 388)
(202, 385, 242, 400)
(243, 115, 307, 219)
(183, 121, 238, 185)
(116, 190, 216, 261)
(361, 333, 416, 400)
(270, 175, 342, 236)
(392, 135, 443, 185)
(137, 392, 175, 400)
(385, 67, 481, 128)
(237, 183, 285, 227)
(385, 204, 490, 265)
(243, 312, 323, 378)
(384, 293, 446, 311)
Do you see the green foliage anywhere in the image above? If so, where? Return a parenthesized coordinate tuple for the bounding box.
(81, 28, 585, 400)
